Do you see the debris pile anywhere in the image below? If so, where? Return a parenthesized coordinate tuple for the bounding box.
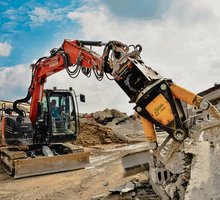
(75, 109, 146, 147)
(91, 179, 161, 200)
(92, 109, 127, 125)
(75, 120, 127, 147)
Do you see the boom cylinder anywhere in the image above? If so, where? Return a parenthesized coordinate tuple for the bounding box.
(140, 116, 157, 143)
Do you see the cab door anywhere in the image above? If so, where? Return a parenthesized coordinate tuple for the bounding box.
(42, 90, 78, 143)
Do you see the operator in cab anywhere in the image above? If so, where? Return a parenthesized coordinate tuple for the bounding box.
(50, 99, 60, 119)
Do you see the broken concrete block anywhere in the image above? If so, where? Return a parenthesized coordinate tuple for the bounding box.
(121, 182, 135, 193)
(91, 194, 107, 200)
(109, 182, 135, 194)
(102, 181, 109, 186)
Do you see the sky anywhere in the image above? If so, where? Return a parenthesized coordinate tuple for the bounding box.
(0, 0, 220, 114)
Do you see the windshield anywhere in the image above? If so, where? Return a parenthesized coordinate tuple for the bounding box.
(48, 92, 76, 135)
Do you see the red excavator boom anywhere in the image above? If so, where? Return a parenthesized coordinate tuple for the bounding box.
(29, 40, 104, 123)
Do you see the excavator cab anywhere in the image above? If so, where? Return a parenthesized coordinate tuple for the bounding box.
(40, 89, 79, 143)
(1, 89, 80, 146)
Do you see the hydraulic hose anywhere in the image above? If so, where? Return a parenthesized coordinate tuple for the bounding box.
(13, 92, 32, 117)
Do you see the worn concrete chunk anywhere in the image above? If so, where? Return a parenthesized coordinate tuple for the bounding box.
(102, 181, 109, 186)
(109, 182, 135, 194)
(91, 194, 107, 200)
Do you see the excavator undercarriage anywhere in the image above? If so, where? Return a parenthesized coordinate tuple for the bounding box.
(1, 143, 89, 179)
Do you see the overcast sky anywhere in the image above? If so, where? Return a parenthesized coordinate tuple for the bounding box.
(0, 0, 220, 114)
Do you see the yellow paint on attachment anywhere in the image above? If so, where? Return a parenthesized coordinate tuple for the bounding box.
(140, 116, 157, 143)
(146, 94, 174, 126)
(192, 95, 203, 107)
(170, 83, 198, 105)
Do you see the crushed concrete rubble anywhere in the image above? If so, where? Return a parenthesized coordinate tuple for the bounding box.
(109, 182, 135, 194)
(184, 138, 220, 200)
(91, 194, 108, 200)
(92, 109, 127, 125)
(92, 179, 161, 200)
(75, 109, 146, 147)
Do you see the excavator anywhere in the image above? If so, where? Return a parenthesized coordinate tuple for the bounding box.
(1, 39, 220, 199)
(0, 88, 89, 178)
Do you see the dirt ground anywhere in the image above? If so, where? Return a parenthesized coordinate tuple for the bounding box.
(1, 105, 220, 199)
(0, 142, 150, 200)
(0, 109, 165, 200)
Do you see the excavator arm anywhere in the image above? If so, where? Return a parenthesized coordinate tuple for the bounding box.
(13, 39, 213, 146)
(23, 40, 105, 123)
(14, 39, 134, 123)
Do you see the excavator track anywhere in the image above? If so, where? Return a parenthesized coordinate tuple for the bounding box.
(1, 148, 27, 176)
(0, 144, 90, 179)
(1, 155, 14, 176)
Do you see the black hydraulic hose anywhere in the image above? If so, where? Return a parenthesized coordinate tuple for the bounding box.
(62, 52, 81, 78)
(102, 42, 112, 69)
(13, 92, 32, 117)
(35, 56, 47, 65)
(76, 40, 104, 47)
(102, 41, 126, 74)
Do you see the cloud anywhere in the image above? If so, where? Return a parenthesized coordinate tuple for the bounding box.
(101, 0, 171, 19)
(0, 65, 31, 100)
(1, 22, 18, 33)
(3, 9, 19, 20)
(29, 7, 57, 26)
(67, 0, 220, 94)
(29, 6, 73, 26)
(2, 0, 220, 115)
(0, 42, 12, 56)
